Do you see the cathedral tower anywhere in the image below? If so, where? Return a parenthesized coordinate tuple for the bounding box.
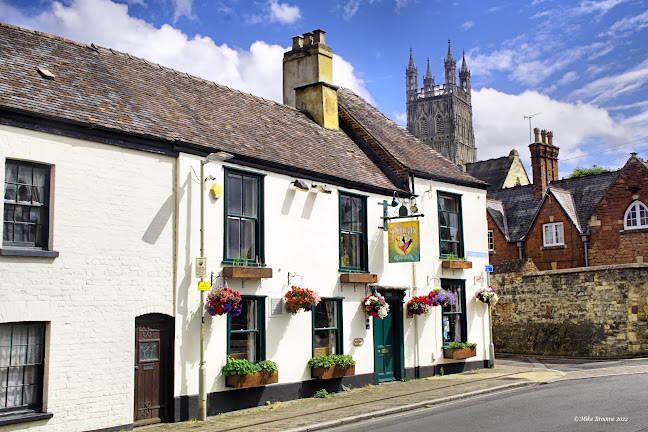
(406, 41, 476, 166)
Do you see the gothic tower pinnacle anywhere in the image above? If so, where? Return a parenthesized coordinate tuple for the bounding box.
(444, 39, 456, 88)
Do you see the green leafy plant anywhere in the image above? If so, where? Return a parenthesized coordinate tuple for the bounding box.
(446, 342, 477, 349)
(444, 254, 466, 261)
(341, 384, 352, 392)
(221, 356, 278, 376)
(307, 354, 356, 368)
(569, 165, 612, 178)
(314, 389, 332, 398)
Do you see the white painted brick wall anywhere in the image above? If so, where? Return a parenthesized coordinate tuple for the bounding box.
(0, 125, 175, 432)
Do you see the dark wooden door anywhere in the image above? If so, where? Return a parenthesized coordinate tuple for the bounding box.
(373, 307, 396, 382)
(134, 314, 173, 426)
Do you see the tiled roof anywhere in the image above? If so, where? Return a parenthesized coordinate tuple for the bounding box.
(0, 22, 406, 194)
(486, 200, 508, 240)
(487, 171, 619, 240)
(337, 88, 488, 189)
(465, 156, 514, 190)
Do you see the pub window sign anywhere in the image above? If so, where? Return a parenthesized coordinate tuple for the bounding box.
(388, 221, 420, 263)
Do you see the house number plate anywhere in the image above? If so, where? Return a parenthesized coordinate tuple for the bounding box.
(381, 348, 389, 353)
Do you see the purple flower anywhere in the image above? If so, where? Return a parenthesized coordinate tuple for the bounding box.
(222, 302, 233, 312)
(206, 305, 216, 316)
(230, 304, 243, 317)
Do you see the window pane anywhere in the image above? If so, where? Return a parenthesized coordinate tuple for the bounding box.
(242, 176, 257, 217)
(443, 314, 463, 343)
(341, 232, 360, 268)
(17, 184, 32, 203)
(231, 300, 257, 331)
(314, 330, 337, 356)
(32, 186, 46, 205)
(4, 183, 16, 201)
(227, 218, 240, 259)
(227, 174, 242, 216)
(229, 332, 257, 361)
(314, 301, 336, 329)
(139, 341, 159, 361)
(241, 219, 256, 261)
(23, 383, 37, 406)
(555, 224, 564, 243)
(32, 167, 46, 187)
(640, 204, 648, 226)
(438, 196, 457, 212)
(15, 205, 28, 223)
(17, 165, 32, 185)
(5, 163, 17, 183)
(6, 379, 21, 407)
(350, 197, 363, 232)
(340, 196, 352, 230)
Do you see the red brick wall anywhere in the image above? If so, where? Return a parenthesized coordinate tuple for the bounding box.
(487, 212, 519, 264)
(523, 194, 585, 270)
(589, 159, 648, 266)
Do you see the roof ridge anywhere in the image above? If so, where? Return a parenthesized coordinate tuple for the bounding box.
(0, 21, 89, 48)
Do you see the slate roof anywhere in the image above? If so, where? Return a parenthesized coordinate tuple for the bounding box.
(337, 88, 488, 189)
(465, 155, 514, 190)
(487, 171, 619, 241)
(0, 22, 410, 194)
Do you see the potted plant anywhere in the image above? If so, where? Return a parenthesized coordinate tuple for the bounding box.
(222, 255, 273, 279)
(406, 296, 433, 316)
(427, 287, 456, 307)
(205, 285, 242, 317)
(362, 293, 389, 319)
(284, 285, 321, 314)
(308, 354, 356, 379)
(441, 254, 473, 269)
(222, 356, 279, 388)
(443, 342, 477, 359)
(475, 286, 499, 306)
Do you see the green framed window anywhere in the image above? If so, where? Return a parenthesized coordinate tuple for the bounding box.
(441, 279, 467, 345)
(224, 168, 264, 265)
(3, 160, 51, 249)
(339, 192, 367, 271)
(438, 192, 464, 258)
(0, 322, 46, 413)
(227, 296, 266, 362)
(312, 299, 343, 357)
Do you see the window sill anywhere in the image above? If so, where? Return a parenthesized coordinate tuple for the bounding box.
(0, 411, 53, 426)
(621, 228, 648, 234)
(0, 248, 59, 258)
(339, 273, 377, 284)
(441, 260, 473, 269)
(222, 266, 273, 279)
(540, 245, 566, 250)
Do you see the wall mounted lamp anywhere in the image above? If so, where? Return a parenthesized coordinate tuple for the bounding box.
(209, 151, 234, 161)
(291, 179, 310, 191)
(391, 192, 400, 207)
(311, 183, 332, 194)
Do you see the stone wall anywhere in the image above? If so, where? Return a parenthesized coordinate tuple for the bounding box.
(491, 260, 648, 357)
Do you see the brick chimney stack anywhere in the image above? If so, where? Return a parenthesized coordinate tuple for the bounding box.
(529, 128, 559, 200)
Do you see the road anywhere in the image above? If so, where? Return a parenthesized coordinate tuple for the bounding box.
(324, 359, 648, 432)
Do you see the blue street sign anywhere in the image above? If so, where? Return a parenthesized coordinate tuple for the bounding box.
(485, 265, 493, 273)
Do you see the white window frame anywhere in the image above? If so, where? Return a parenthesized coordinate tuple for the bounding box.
(624, 201, 648, 230)
(487, 230, 494, 251)
(543, 222, 564, 247)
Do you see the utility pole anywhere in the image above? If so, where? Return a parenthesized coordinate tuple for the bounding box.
(523, 113, 541, 143)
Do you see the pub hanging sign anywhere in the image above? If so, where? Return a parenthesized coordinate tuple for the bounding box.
(388, 220, 420, 263)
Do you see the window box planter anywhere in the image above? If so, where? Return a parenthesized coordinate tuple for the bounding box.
(441, 260, 472, 269)
(340, 273, 377, 284)
(311, 365, 355, 379)
(443, 347, 476, 360)
(225, 371, 278, 388)
(222, 266, 273, 279)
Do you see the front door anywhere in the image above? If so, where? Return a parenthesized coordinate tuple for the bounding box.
(134, 314, 173, 426)
(373, 296, 404, 383)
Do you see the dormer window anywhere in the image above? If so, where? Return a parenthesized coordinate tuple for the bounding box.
(624, 201, 648, 230)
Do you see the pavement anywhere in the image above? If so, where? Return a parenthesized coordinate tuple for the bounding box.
(140, 357, 648, 432)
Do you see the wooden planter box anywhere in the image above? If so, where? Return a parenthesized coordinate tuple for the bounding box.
(339, 273, 377, 284)
(311, 365, 355, 379)
(222, 266, 273, 279)
(443, 347, 476, 360)
(225, 371, 278, 388)
(441, 260, 472, 269)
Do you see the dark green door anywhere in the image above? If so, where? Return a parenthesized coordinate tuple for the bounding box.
(373, 300, 399, 382)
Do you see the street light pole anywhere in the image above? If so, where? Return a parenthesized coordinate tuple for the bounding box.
(198, 158, 207, 421)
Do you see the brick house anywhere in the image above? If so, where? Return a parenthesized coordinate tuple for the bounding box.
(481, 128, 647, 270)
(1, 23, 492, 431)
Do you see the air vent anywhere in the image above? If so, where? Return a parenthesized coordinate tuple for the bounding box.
(270, 298, 283, 317)
(36, 68, 56, 80)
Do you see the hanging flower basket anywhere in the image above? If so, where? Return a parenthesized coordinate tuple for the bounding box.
(363, 293, 389, 319)
(205, 285, 242, 317)
(427, 287, 456, 307)
(284, 286, 321, 314)
(475, 286, 499, 306)
(406, 296, 433, 316)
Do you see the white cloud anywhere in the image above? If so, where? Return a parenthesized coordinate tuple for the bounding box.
(603, 9, 648, 37)
(171, 0, 194, 23)
(2, 0, 370, 104)
(268, 1, 301, 24)
(568, 59, 648, 104)
(461, 20, 474, 31)
(571, 0, 627, 16)
(557, 71, 580, 86)
(471, 88, 637, 176)
(392, 111, 407, 126)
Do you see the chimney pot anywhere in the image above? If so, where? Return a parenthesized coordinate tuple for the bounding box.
(292, 35, 304, 50)
(303, 32, 314, 45)
(541, 129, 547, 144)
(312, 29, 326, 44)
(547, 131, 553, 146)
(534, 127, 540, 143)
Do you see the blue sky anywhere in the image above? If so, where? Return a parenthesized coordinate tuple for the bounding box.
(1, 0, 647, 178)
